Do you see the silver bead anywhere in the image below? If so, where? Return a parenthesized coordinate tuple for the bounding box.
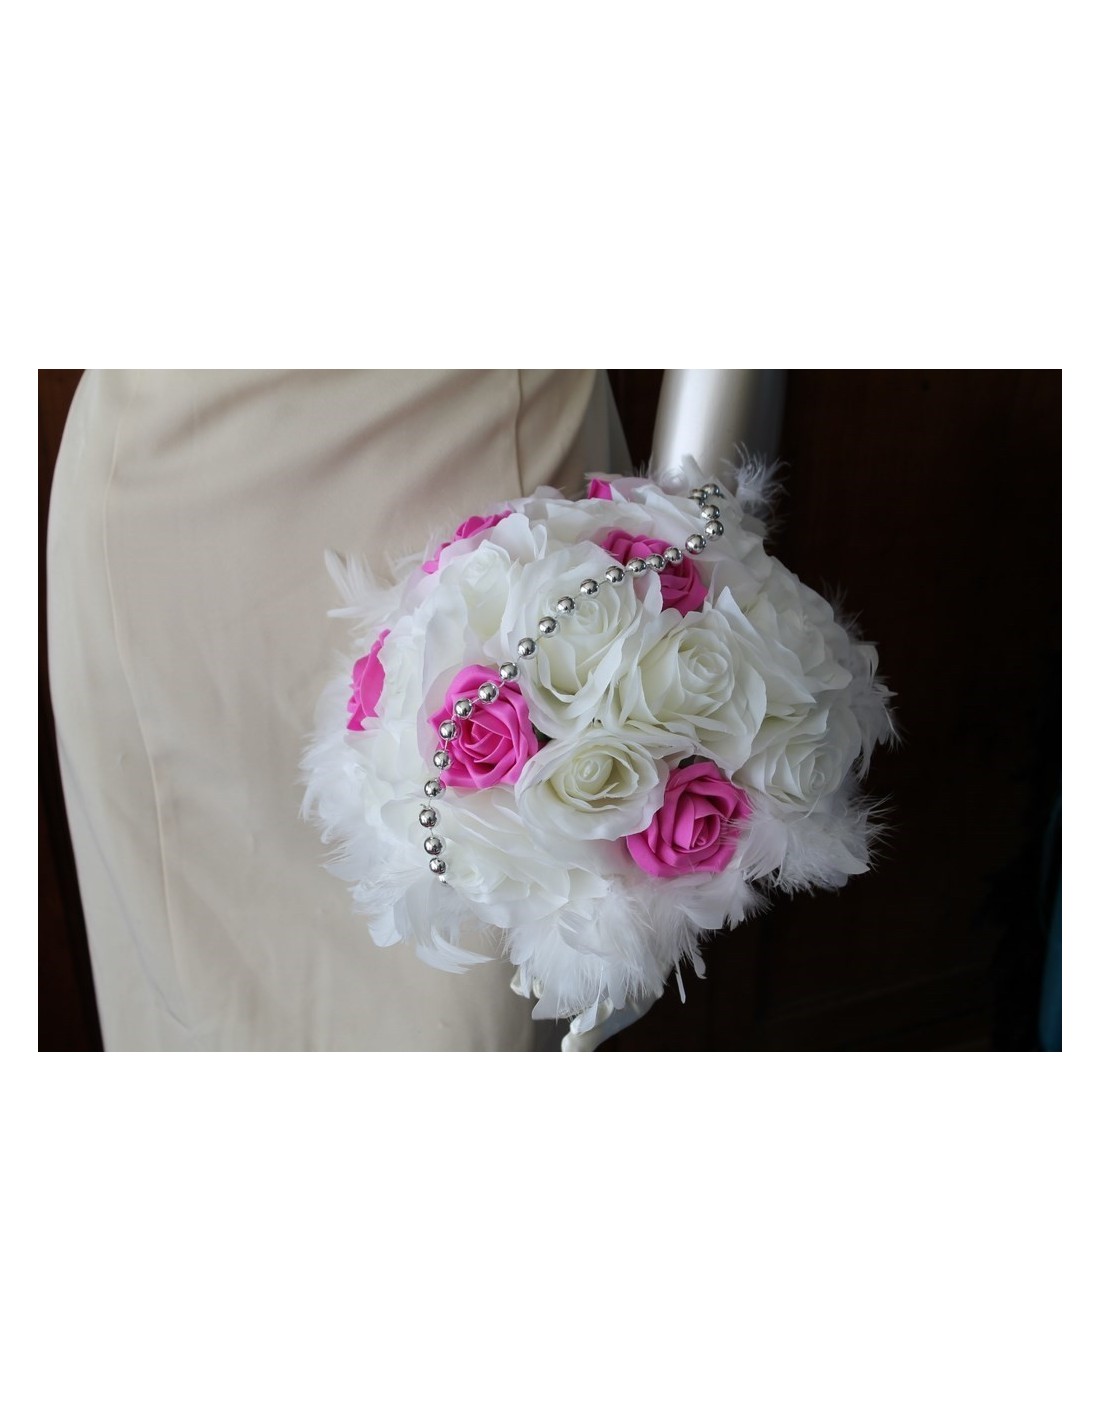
(579, 578, 600, 597)
(423, 835, 444, 856)
(439, 719, 458, 740)
(704, 519, 724, 539)
(625, 557, 646, 576)
(517, 637, 537, 659)
(645, 553, 667, 572)
(453, 698, 474, 718)
(499, 661, 519, 681)
(418, 807, 438, 829)
(685, 533, 706, 555)
(428, 857, 447, 875)
(689, 488, 706, 504)
(537, 616, 558, 637)
(477, 681, 499, 702)
(432, 749, 451, 770)
(556, 595, 576, 616)
(424, 778, 445, 798)
(700, 503, 721, 521)
(701, 482, 722, 498)
(604, 565, 625, 585)
(664, 546, 683, 564)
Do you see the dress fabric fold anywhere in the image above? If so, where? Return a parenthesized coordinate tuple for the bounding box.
(47, 370, 630, 1050)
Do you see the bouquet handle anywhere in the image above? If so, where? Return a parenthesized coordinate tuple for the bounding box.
(652, 369, 786, 479)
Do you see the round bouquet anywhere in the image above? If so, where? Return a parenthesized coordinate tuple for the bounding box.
(303, 458, 894, 1032)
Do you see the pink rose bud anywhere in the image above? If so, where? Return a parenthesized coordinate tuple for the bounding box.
(429, 664, 540, 789)
(586, 477, 616, 500)
(625, 761, 752, 878)
(600, 527, 707, 615)
(347, 629, 390, 730)
(422, 511, 511, 574)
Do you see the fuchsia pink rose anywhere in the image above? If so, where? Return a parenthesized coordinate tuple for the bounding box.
(430, 665, 539, 789)
(625, 761, 751, 879)
(600, 526, 707, 615)
(347, 630, 390, 730)
(587, 478, 616, 500)
(422, 512, 511, 573)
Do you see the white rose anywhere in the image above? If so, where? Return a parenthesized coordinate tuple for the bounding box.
(387, 539, 523, 722)
(609, 600, 769, 772)
(433, 540, 516, 647)
(487, 543, 660, 739)
(514, 727, 688, 851)
(371, 616, 424, 722)
(737, 697, 863, 808)
(744, 565, 852, 694)
(610, 482, 706, 549)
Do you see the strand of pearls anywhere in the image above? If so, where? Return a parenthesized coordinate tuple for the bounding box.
(417, 481, 727, 883)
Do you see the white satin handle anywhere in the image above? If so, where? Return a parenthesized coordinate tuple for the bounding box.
(651, 369, 785, 479)
(560, 995, 658, 1052)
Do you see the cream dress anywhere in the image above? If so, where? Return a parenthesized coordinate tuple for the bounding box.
(47, 371, 630, 1050)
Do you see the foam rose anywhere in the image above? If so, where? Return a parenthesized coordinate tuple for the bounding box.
(429, 663, 539, 789)
(610, 603, 768, 772)
(515, 727, 684, 844)
(600, 526, 707, 615)
(347, 630, 390, 730)
(737, 697, 863, 809)
(626, 761, 752, 878)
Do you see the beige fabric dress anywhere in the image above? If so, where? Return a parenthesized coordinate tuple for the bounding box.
(47, 371, 630, 1050)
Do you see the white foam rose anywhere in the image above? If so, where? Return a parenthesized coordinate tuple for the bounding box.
(485, 543, 661, 739)
(369, 615, 422, 722)
(514, 727, 690, 855)
(549, 491, 714, 555)
(737, 696, 863, 808)
(383, 538, 523, 723)
(433, 539, 517, 647)
(744, 565, 852, 693)
(609, 596, 769, 772)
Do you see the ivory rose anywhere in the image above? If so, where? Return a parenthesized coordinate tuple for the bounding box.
(515, 728, 686, 843)
(737, 698, 863, 808)
(609, 604, 768, 773)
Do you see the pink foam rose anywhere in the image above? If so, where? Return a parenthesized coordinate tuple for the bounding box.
(600, 526, 707, 615)
(422, 512, 511, 573)
(625, 761, 751, 879)
(429, 664, 540, 789)
(347, 629, 390, 730)
(587, 477, 616, 500)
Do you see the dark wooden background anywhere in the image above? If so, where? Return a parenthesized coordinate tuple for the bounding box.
(40, 370, 1060, 1051)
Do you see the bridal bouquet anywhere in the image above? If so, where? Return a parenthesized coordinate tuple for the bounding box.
(303, 459, 893, 1032)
